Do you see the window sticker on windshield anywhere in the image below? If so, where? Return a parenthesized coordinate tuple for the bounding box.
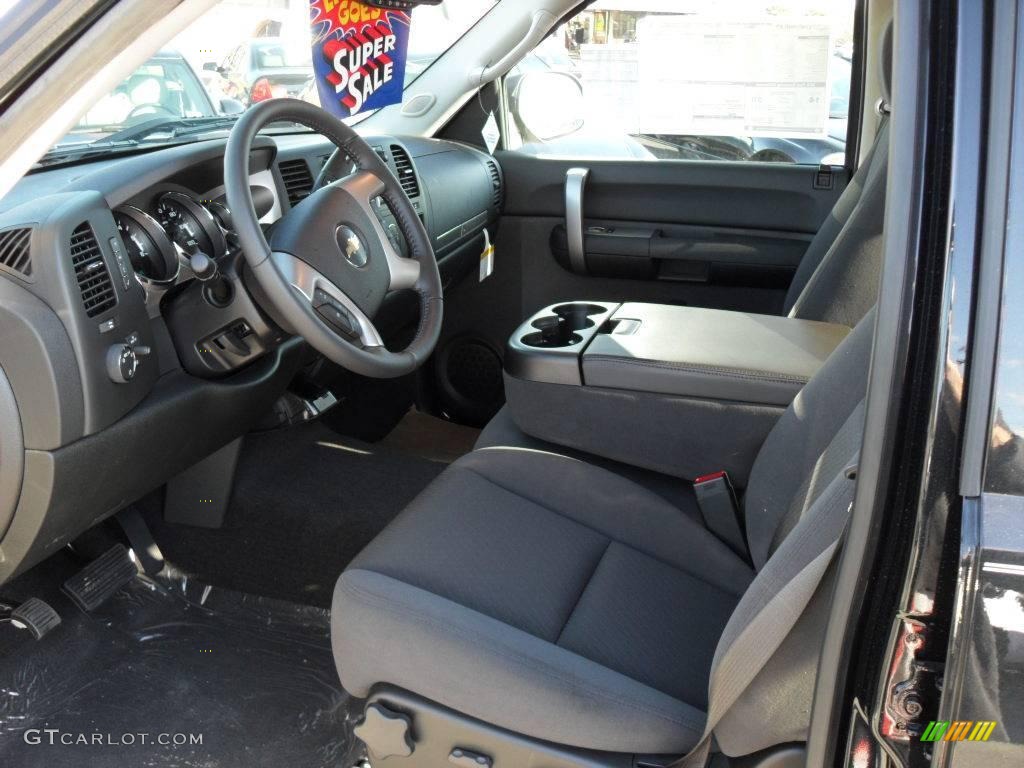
(310, 1, 413, 118)
(602, 17, 833, 139)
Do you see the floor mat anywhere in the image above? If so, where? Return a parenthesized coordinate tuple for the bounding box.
(377, 409, 480, 464)
(0, 564, 359, 768)
(143, 420, 447, 608)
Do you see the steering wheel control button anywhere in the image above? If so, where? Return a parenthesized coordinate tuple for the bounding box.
(336, 225, 369, 268)
(313, 289, 358, 338)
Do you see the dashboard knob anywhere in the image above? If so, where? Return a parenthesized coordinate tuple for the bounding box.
(189, 250, 219, 282)
(106, 343, 138, 384)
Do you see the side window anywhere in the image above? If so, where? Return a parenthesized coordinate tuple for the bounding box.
(504, 4, 855, 165)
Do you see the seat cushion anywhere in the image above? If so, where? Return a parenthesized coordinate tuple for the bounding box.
(332, 447, 755, 754)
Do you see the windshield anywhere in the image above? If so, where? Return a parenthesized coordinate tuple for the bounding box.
(252, 40, 311, 70)
(42, 0, 496, 163)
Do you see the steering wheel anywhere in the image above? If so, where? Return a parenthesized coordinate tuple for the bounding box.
(224, 99, 443, 378)
(126, 103, 177, 121)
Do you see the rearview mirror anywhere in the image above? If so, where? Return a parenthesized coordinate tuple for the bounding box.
(202, 62, 218, 72)
(511, 72, 585, 142)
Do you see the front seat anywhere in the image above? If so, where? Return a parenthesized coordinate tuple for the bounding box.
(332, 311, 874, 762)
(469, 20, 893, 516)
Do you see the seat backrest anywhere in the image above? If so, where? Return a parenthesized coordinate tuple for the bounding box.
(783, 21, 893, 327)
(706, 309, 875, 757)
(687, 27, 893, 755)
(743, 309, 874, 569)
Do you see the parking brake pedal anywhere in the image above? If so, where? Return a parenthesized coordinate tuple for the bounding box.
(62, 544, 138, 611)
(10, 598, 61, 640)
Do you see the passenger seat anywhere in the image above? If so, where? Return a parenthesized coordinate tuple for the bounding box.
(330, 24, 893, 766)
(332, 310, 874, 762)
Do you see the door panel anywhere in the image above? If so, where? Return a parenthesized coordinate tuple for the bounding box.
(495, 151, 848, 315)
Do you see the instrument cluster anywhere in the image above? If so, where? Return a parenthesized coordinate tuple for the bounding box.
(114, 191, 231, 286)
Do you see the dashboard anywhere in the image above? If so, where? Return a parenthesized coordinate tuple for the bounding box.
(0, 130, 503, 584)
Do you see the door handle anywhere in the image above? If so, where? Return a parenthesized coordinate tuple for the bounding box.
(565, 168, 590, 274)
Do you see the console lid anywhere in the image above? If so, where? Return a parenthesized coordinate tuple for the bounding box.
(583, 303, 850, 406)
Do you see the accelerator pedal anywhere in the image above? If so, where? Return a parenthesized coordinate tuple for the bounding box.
(62, 544, 138, 611)
(10, 598, 61, 640)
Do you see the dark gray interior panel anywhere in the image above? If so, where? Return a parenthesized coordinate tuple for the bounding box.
(0, 365, 23, 543)
(506, 218, 794, 315)
(549, 221, 812, 287)
(0, 190, 157, 439)
(0, 342, 302, 583)
(417, 150, 490, 248)
(496, 153, 847, 232)
(0, 276, 84, 450)
(468, 154, 850, 331)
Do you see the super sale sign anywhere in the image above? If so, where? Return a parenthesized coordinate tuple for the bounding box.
(310, 0, 412, 118)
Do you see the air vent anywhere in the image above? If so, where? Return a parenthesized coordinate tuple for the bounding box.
(70, 222, 117, 318)
(0, 227, 32, 278)
(278, 159, 314, 206)
(390, 145, 420, 198)
(486, 160, 503, 210)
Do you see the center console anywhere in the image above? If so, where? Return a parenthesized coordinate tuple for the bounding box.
(503, 302, 850, 486)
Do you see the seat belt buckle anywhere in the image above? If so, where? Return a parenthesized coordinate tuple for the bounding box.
(693, 471, 747, 559)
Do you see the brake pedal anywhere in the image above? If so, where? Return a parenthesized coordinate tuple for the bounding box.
(62, 544, 139, 611)
(10, 597, 61, 640)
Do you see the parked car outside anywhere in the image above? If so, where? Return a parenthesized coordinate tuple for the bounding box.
(212, 37, 313, 105)
(55, 49, 243, 149)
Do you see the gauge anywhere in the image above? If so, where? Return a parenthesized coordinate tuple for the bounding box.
(155, 191, 227, 258)
(114, 206, 178, 283)
(206, 200, 233, 231)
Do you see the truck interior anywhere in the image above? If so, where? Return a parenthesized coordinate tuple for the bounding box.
(0, 0, 964, 766)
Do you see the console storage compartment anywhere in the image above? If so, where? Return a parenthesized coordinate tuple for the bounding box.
(503, 302, 850, 485)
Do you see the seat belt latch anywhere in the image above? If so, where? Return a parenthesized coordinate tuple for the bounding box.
(693, 471, 747, 559)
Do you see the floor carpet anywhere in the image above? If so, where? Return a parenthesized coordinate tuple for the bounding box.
(0, 411, 480, 767)
(142, 418, 453, 608)
(0, 559, 360, 767)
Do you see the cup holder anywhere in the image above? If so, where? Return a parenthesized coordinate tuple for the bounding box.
(520, 303, 607, 348)
(552, 303, 607, 321)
